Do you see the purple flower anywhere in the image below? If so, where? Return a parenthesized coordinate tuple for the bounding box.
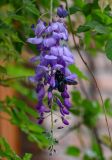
(57, 5, 68, 18)
(27, 15, 77, 125)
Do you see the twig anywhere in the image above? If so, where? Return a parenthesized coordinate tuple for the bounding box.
(92, 127, 105, 159)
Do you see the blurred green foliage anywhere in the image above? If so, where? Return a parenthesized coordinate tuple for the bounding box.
(0, 137, 32, 160)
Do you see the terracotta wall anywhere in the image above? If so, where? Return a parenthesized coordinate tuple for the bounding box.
(0, 86, 20, 156)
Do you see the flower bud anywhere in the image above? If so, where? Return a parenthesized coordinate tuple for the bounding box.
(57, 5, 68, 18)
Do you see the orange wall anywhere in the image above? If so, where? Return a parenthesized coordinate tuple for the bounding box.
(0, 86, 21, 156)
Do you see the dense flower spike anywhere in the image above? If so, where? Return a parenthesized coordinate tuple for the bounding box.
(27, 10, 77, 125)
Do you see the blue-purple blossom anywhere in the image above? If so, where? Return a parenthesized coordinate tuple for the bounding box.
(57, 5, 68, 18)
(27, 17, 77, 126)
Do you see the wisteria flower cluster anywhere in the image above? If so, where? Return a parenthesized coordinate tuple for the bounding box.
(27, 6, 77, 126)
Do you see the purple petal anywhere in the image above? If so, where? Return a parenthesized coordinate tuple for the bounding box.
(62, 107, 69, 115)
(51, 22, 68, 35)
(63, 46, 73, 58)
(64, 98, 71, 109)
(50, 76, 55, 87)
(35, 20, 46, 36)
(66, 74, 77, 80)
(44, 55, 57, 60)
(61, 90, 69, 98)
(43, 37, 57, 48)
(57, 57, 66, 67)
(50, 46, 59, 56)
(52, 32, 68, 40)
(27, 37, 43, 44)
(63, 56, 74, 65)
(61, 117, 69, 125)
(57, 5, 68, 18)
(45, 25, 52, 34)
(56, 98, 63, 108)
(52, 32, 62, 40)
(60, 108, 65, 116)
(53, 64, 64, 70)
(35, 101, 42, 110)
(37, 85, 45, 99)
(37, 118, 44, 124)
(35, 65, 49, 81)
(44, 55, 57, 66)
(65, 68, 71, 76)
(48, 91, 53, 100)
(36, 65, 49, 72)
(48, 91, 53, 106)
(38, 105, 46, 113)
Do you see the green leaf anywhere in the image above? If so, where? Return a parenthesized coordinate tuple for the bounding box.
(23, 153, 32, 160)
(69, 64, 88, 80)
(77, 25, 90, 33)
(25, 3, 39, 16)
(66, 146, 80, 157)
(105, 39, 112, 60)
(0, 137, 32, 160)
(69, 6, 81, 15)
(6, 64, 34, 77)
(5, 96, 49, 148)
(77, 21, 108, 34)
(104, 98, 112, 116)
(8, 12, 27, 23)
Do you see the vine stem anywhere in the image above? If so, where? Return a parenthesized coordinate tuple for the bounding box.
(50, 0, 53, 22)
(65, 0, 112, 147)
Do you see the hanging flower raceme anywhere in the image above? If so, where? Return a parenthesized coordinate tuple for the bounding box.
(27, 6, 77, 126)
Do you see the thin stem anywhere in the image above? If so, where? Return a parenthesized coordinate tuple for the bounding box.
(51, 107, 54, 132)
(50, 0, 53, 22)
(92, 127, 105, 159)
(65, 0, 112, 147)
